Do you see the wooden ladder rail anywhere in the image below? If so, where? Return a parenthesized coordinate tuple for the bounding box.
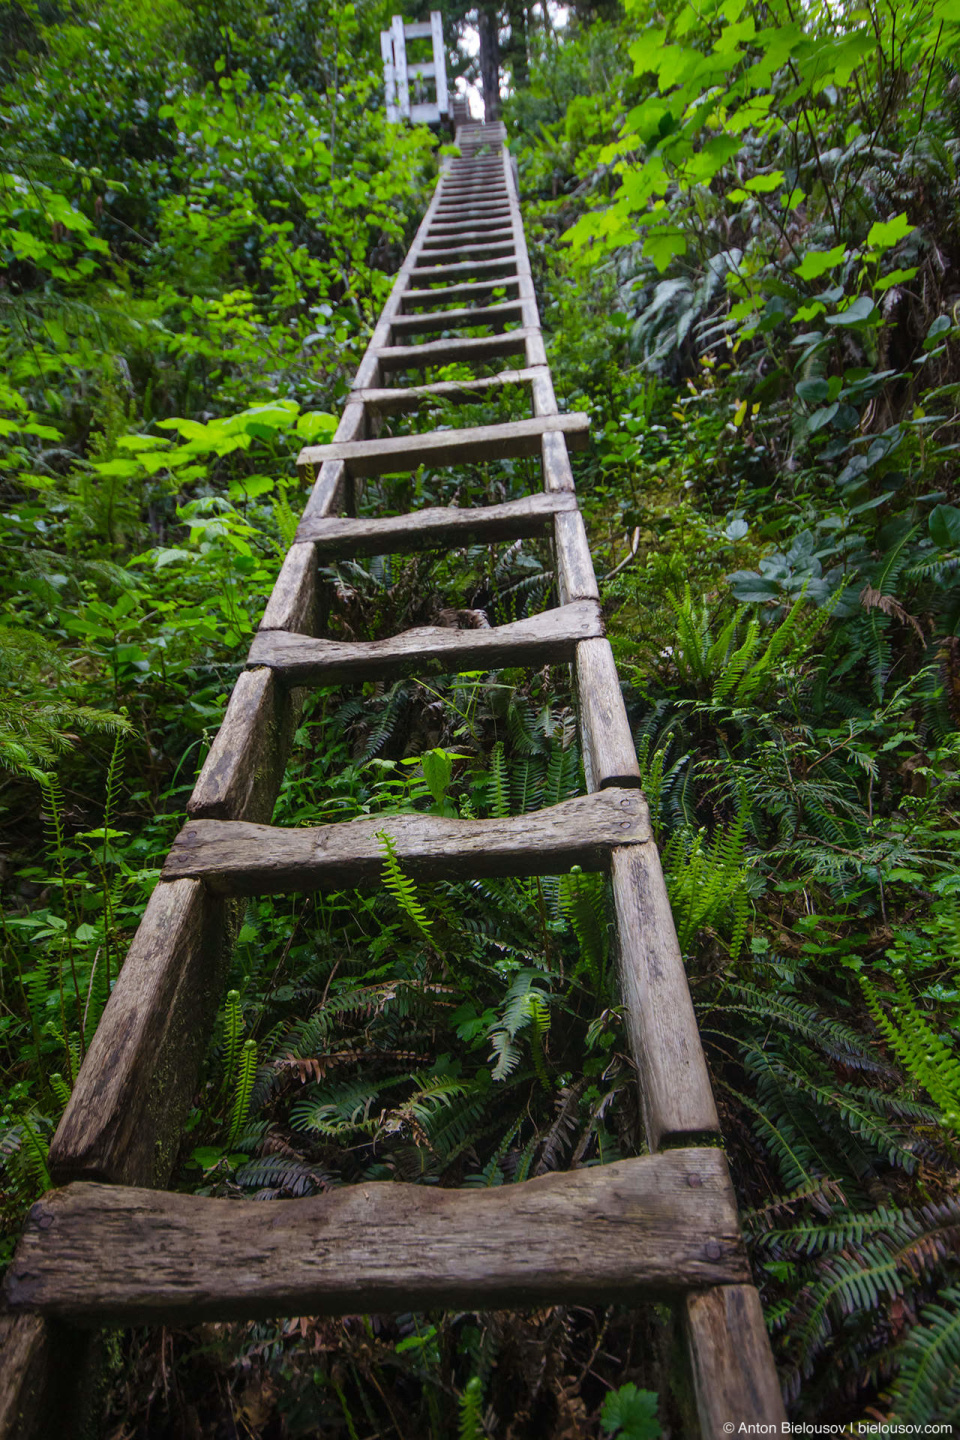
(0, 123, 786, 1439)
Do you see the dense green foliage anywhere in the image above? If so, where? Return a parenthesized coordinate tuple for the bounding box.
(2, 0, 960, 1433)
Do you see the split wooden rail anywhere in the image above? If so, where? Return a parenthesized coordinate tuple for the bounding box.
(0, 121, 786, 1437)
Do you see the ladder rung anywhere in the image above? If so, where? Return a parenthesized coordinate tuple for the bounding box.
(408, 257, 517, 284)
(415, 242, 515, 265)
(442, 173, 507, 183)
(402, 279, 521, 309)
(423, 227, 513, 247)
(246, 599, 604, 691)
(163, 780, 645, 895)
(353, 367, 540, 413)
(430, 213, 511, 227)
(297, 413, 589, 478)
(377, 330, 531, 372)
(435, 206, 511, 220)
(296, 491, 577, 555)
(390, 300, 523, 335)
(429, 221, 512, 237)
(434, 205, 509, 218)
(5, 1150, 747, 1326)
(439, 187, 508, 201)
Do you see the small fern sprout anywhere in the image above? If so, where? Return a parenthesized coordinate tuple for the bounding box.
(226, 1039, 258, 1150)
(48, 1072, 72, 1113)
(222, 988, 244, 1087)
(458, 1375, 484, 1440)
(377, 830, 434, 943)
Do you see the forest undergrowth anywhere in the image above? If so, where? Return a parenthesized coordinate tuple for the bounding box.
(1, 0, 960, 1435)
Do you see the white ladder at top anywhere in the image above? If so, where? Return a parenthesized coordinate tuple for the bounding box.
(381, 11, 449, 125)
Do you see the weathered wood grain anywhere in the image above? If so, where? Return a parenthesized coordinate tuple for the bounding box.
(163, 786, 650, 896)
(247, 600, 603, 688)
(6, 1150, 748, 1326)
(353, 368, 537, 414)
(435, 202, 510, 217)
(188, 667, 297, 822)
(684, 1286, 787, 1435)
(0, 1314, 96, 1440)
(427, 220, 511, 238)
(415, 241, 515, 264)
(401, 278, 521, 308)
(296, 491, 577, 555)
(498, 156, 547, 377)
(437, 191, 509, 204)
(258, 540, 318, 633)
(541, 426, 576, 491)
(530, 368, 558, 415)
(441, 175, 507, 187)
(554, 508, 599, 604)
(296, 412, 588, 478)
(191, 544, 317, 819)
(390, 300, 523, 335)
(436, 191, 510, 203)
(410, 256, 518, 284)
(422, 226, 512, 246)
(377, 329, 531, 373)
(48, 878, 229, 1187)
(610, 846, 720, 1148)
(574, 639, 641, 793)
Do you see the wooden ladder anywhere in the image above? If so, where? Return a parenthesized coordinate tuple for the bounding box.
(0, 122, 786, 1438)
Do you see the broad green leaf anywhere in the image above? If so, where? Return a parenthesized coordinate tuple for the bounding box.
(421, 748, 454, 807)
(924, 315, 953, 349)
(228, 475, 274, 500)
(929, 505, 960, 547)
(156, 417, 210, 440)
(865, 213, 914, 251)
(715, 14, 755, 51)
(151, 548, 195, 568)
(807, 403, 839, 432)
(744, 171, 785, 193)
(645, 226, 687, 273)
(794, 245, 846, 281)
(93, 458, 141, 478)
(728, 571, 781, 602)
(875, 267, 918, 292)
(796, 378, 830, 403)
(116, 434, 168, 452)
(685, 135, 741, 183)
(825, 295, 875, 326)
(6, 229, 49, 261)
(601, 1383, 661, 1439)
(792, 301, 826, 323)
(296, 410, 338, 443)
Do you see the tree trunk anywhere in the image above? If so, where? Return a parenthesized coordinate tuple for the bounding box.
(477, 5, 501, 121)
(506, 2, 529, 89)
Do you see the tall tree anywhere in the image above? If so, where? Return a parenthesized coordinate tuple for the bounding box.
(477, 2, 501, 119)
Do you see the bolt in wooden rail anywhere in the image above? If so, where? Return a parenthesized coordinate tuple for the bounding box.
(0, 121, 786, 1439)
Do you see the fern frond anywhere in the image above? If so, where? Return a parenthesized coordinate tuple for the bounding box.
(377, 830, 434, 943)
(889, 1286, 960, 1423)
(861, 975, 960, 1136)
(490, 740, 509, 819)
(226, 1039, 258, 1149)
